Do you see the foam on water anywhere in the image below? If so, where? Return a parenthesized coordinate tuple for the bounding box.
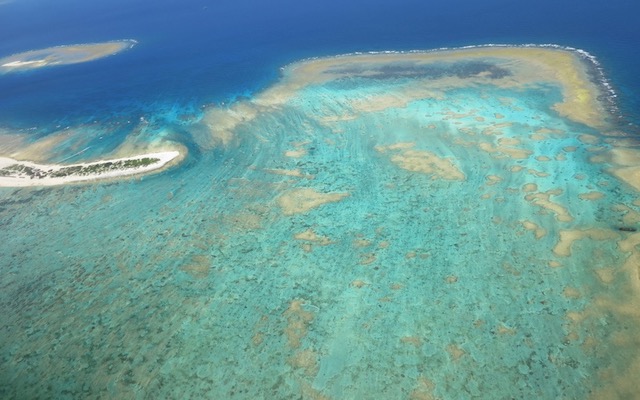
(1, 46, 640, 399)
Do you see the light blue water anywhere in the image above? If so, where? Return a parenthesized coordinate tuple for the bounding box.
(1, 1, 640, 399)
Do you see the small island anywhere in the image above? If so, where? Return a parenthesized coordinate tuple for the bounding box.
(0, 40, 136, 74)
(0, 151, 180, 187)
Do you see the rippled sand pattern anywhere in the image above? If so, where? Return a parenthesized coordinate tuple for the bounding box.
(2, 46, 640, 399)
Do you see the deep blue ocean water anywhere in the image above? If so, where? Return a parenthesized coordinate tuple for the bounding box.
(2, 1, 640, 399)
(1, 0, 639, 129)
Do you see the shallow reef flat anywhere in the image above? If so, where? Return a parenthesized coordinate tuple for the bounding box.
(2, 46, 640, 399)
(249, 46, 609, 128)
(0, 40, 136, 73)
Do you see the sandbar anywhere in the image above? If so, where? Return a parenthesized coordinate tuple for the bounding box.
(553, 228, 619, 257)
(607, 148, 640, 192)
(0, 40, 136, 73)
(0, 151, 180, 187)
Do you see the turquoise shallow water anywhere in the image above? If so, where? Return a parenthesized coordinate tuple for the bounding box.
(1, 51, 640, 399)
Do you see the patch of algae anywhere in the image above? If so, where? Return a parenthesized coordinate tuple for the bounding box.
(525, 189, 573, 222)
(284, 141, 311, 158)
(400, 336, 423, 347)
(285, 148, 307, 158)
(410, 377, 439, 400)
(197, 103, 259, 149)
(579, 191, 605, 201)
(288, 349, 319, 377)
(277, 188, 349, 215)
(446, 344, 466, 361)
(283, 299, 315, 349)
(531, 127, 565, 141)
(605, 148, 640, 192)
(553, 228, 620, 257)
(263, 168, 314, 179)
(478, 141, 532, 160)
(612, 204, 640, 226)
(375, 142, 465, 180)
(294, 229, 334, 246)
(180, 255, 211, 279)
(521, 220, 547, 239)
(223, 208, 264, 231)
(484, 174, 503, 186)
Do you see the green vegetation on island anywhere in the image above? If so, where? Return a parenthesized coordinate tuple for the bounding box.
(0, 157, 160, 180)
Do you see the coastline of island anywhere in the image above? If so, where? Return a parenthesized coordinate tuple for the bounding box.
(0, 150, 181, 187)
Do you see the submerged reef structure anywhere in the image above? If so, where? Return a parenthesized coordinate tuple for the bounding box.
(2, 45, 640, 399)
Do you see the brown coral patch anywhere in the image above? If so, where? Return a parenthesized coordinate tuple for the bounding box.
(284, 299, 315, 348)
(277, 188, 349, 215)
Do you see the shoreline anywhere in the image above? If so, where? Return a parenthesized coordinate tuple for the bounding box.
(0, 150, 180, 187)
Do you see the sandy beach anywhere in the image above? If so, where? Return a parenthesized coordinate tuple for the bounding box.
(0, 150, 180, 187)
